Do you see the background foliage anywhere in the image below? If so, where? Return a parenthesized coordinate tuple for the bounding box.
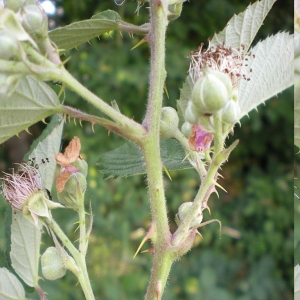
(0, 0, 293, 299)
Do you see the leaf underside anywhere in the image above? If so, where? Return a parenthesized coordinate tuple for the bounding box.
(210, 0, 276, 52)
(0, 75, 61, 145)
(97, 139, 192, 179)
(24, 114, 64, 191)
(49, 10, 149, 53)
(238, 32, 293, 117)
(10, 212, 41, 288)
(0, 268, 26, 300)
(295, 34, 300, 149)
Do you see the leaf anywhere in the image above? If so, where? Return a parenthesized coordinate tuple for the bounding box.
(0, 76, 62, 145)
(49, 10, 149, 53)
(91, 10, 121, 22)
(97, 139, 191, 179)
(296, 265, 300, 299)
(295, 34, 300, 149)
(238, 32, 293, 118)
(10, 211, 41, 288)
(0, 268, 26, 300)
(49, 10, 119, 52)
(210, 0, 276, 52)
(24, 114, 64, 191)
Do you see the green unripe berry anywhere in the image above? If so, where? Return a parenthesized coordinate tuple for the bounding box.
(192, 68, 231, 114)
(221, 99, 241, 124)
(159, 106, 179, 139)
(41, 247, 66, 280)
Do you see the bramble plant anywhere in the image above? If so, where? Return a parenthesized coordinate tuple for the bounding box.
(0, 0, 293, 299)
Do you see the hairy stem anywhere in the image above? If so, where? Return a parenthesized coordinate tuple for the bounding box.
(142, 1, 172, 299)
(24, 46, 147, 144)
(45, 218, 95, 300)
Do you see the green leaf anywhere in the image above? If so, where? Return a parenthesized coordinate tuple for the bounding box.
(0, 76, 61, 145)
(49, 10, 149, 53)
(295, 34, 300, 149)
(296, 265, 300, 298)
(24, 114, 64, 191)
(97, 139, 191, 179)
(10, 212, 41, 288)
(0, 268, 26, 300)
(210, 0, 276, 52)
(49, 10, 120, 52)
(238, 33, 293, 118)
(91, 10, 121, 22)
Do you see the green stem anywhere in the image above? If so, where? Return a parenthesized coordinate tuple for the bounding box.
(45, 218, 95, 300)
(59, 69, 146, 142)
(77, 190, 87, 254)
(213, 112, 224, 154)
(142, 1, 172, 299)
(24, 46, 147, 144)
(171, 157, 220, 246)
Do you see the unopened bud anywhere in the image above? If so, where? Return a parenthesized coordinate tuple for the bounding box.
(57, 172, 87, 211)
(184, 101, 198, 125)
(176, 202, 203, 228)
(71, 158, 88, 178)
(4, 0, 26, 11)
(0, 30, 18, 59)
(159, 106, 179, 139)
(41, 247, 66, 280)
(221, 99, 241, 124)
(192, 68, 231, 114)
(181, 121, 193, 137)
(20, 4, 47, 37)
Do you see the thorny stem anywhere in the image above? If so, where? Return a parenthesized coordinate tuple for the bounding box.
(24, 46, 147, 144)
(142, 1, 172, 299)
(45, 218, 95, 300)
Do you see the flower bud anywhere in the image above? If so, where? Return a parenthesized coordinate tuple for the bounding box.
(41, 247, 66, 280)
(20, 4, 47, 37)
(57, 172, 87, 211)
(181, 121, 193, 137)
(191, 68, 231, 114)
(208, 69, 233, 96)
(0, 30, 18, 59)
(71, 158, 88, 178)
(159, 106, 179, 139)
(176, 201, 203, 228)
(221, 99, 241, 124)
(184, 101, 198, 124)
(4, 0, 26, 11)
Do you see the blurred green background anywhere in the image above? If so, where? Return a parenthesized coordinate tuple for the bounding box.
(0, 0, 293, 299)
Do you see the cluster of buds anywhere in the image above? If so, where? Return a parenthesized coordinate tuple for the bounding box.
(0, 0, 60, 95)
(182, 42, 250, 140)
